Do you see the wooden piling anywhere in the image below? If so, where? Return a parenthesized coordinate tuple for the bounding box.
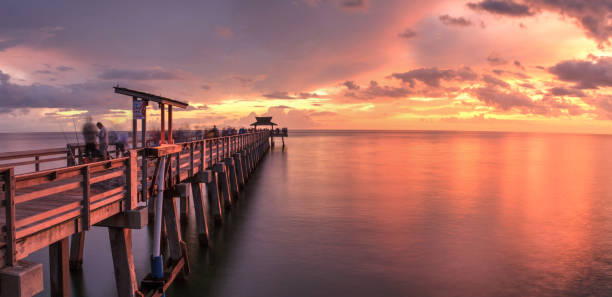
(205, 171, 223, 224)
(224, 158, 240, 198)
(49, 237, 69, 297)
(108, 227, 142, 297)
(69, 232, 85, 271)
(162, 193, 190, 275)
(233, 153, 245, 188)
(213, 163, 232, 209)
(190, 182, 211, 246)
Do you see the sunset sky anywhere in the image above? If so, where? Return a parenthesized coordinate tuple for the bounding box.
(1, 0, 611, 133)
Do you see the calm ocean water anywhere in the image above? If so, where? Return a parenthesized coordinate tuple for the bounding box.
(4, 131, 612, 297)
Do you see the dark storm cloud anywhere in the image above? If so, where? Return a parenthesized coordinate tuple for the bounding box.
(98, 69, 180, 81)
(0, 69, 124, 113)
(391, 67, 478, 87)
(468, 0, 612, 45)
(398, 29, 417, 39)
(548, 57, 612, 89)
(467, 0, 534, 16)
(439, 15, 473, 27)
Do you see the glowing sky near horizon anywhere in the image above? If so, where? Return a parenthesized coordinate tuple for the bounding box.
(0, 0, 611, 133)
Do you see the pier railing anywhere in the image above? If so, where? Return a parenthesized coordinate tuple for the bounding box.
(0, 131, 270, 268)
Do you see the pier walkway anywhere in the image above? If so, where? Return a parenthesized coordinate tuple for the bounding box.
(0, 131, 271, 297)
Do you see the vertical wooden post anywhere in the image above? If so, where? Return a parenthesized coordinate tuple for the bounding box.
(141, 101, 148, 203)
(82, 167, 91, 230)
(3, 168, 16, 267)
(189, 143, 194, 178)
(199, 141, 205, 172)
(168, 106, 173, 144)
(208, 140, 213, 169)
(69, 232, 85, 271)
(108, 227, 141, 297)
(160, 103, 165, 144)
(49, 237, 70, 297)
(205, 172, 223, 224)
(34, 156, 40, 172)
(190, 182, 211, 246)
(214, 163, 232, 209)
(162, 193, 190, 275)
(132, 96, 138, 150)
(126, 151, 138, 210)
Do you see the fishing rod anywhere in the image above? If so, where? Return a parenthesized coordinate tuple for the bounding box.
(72, 118, 81, 147)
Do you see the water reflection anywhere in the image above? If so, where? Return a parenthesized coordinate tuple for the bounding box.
(17, 131, 612, 296)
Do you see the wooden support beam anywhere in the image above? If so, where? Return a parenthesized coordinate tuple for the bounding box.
(190, 182, 211, 246)
(233, 153, 245, 188)
(69, 232, 85, 271)
(224, 158, 239, 198)
(205, 172, 223, 225)
(162, 192, 189, 276)
(108, 227, 143, 297)
(49, 237, 70, 297)
(132, 97, 137, 149)
(213, 163, 232, 209)
(96, 207, 148, 229)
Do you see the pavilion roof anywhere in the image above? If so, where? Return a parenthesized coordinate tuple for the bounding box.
(114, 86, 188, 108)
(250, 116, 278, 126)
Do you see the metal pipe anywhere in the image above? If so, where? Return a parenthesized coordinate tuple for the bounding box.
(151, 156, 166, 281)
(153, 156, 166, 257)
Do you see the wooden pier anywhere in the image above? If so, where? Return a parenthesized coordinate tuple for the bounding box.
(0, 88, 276, 297)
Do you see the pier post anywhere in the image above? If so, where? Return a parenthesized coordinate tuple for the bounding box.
(224, 158, 240, 198)
(213, 163, 232, 209)
(233, 153, 245, 188)
(190, 182, 211, 246)
(240, 150, 249, 180)
(162, 193, 190, 275)
(49, 237, 70, 297)
(69, 232, 85, 271)
(205, 171, 223, 224)
(108, 227, 142, 297)
(176, 183, 191, 224)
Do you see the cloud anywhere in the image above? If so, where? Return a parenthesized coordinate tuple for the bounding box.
(513, 60, 525, 70)
(398, 29, 417, 39)
(345, 80, 412, 99)
(0, 69, 123, 113)
(482, 74, 510, 88)
(486, 53, 507, 66)
(262, 91, 297, 99)
(56, 66, 74, 72)
(343, 80, 360, 90)
(467, 0, 533, 17)
(548, 57, 612, 89)
(98, 68, 180, 81)
(439, 15, 473, 27)
(472, 86, 535, 110)
(341, 0, 366, 9)
(391, 66, 478, 87)
(215, 26, 233, 39)
(201, 84, 211, 90)
(262, 91, 325, 99)
(468, 0, 612, 45)
(35, 70, 53, 75)
(548, 87, 586, 97)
